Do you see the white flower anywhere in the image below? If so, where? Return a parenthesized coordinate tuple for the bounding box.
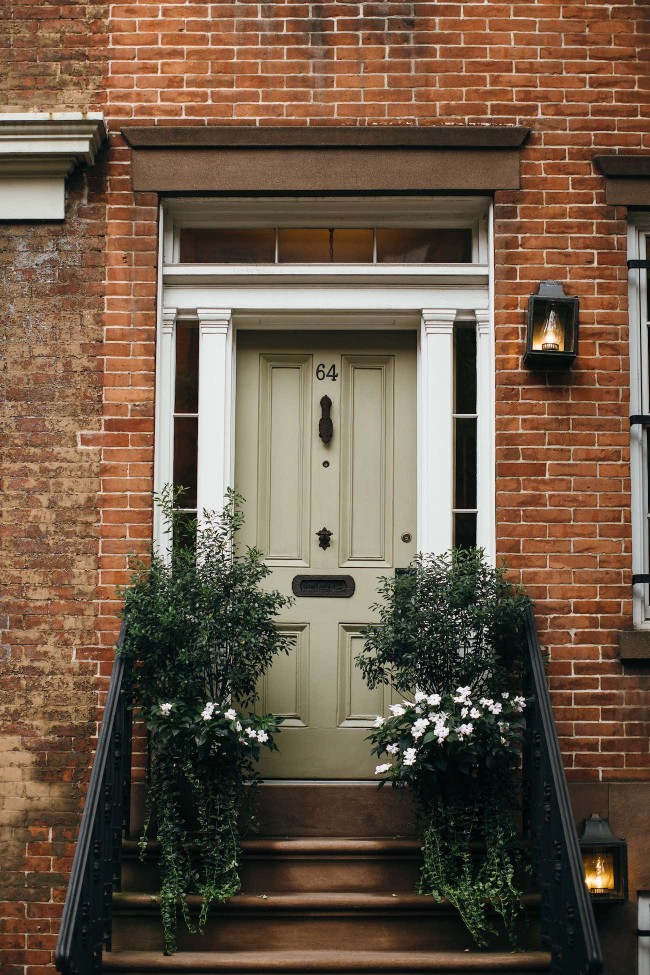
(225, 708, 237, 721)
(411, 716, 430, 740)
(513, 696, 526, 712)
(414, 689, 427, 704)
(389, 704, 406, 717)
(375, 763, 392, 774)
(487, 701, 503, 715)
(457, 722, 474, 739)
(245, 727, 257, 738)
(470, 708, 480, 719)
(501, 691, 510, 700)
(201, 701, 215, 721)
(436, 726, 450, 743)
(403, 748, 418, 766)
(479, 697, 493, 708)
(235, 721, 242, 732)
(386, 743, 399, 754)
(159, 702, 173, 716)
(256, 730, 269, 743)
(453, 686, 472, 704)
(373, 715, 385, 727)
(498, 721, 507, 733)
(427, 693, 441, 707)
(460, 707, 469, 719)
(500, 736, 508, 746)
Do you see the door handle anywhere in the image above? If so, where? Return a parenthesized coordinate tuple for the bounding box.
(319, 395, 333, 444)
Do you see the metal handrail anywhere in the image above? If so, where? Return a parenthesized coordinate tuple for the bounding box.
(522, 606, 603, 975)
(55, 621, 132, 975)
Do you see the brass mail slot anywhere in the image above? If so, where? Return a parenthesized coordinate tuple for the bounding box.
(292, 575, 355, 598)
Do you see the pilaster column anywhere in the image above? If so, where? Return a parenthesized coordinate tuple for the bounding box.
(154, 307, 177, 549)
(197, 308, 234, 517)
(419, 309, 456, 554)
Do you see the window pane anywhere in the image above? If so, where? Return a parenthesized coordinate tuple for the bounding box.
(173, 416, 198, 507)
(333, 229, 374, 262)
(179, 228, 276, 263)
(277, 228, 374, 263)
(454, 513, 477, 549)
(175, 324, 199, 413)
(454, 326, 477, 414)
(173, 510, 198, 554)
(278, 229, 331, 262)
(455, 418, 477, 509)
(376, 228, 472, 263)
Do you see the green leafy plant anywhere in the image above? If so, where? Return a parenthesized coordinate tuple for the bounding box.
(356, 549, 530, 948)
(119, 487, 291, 954)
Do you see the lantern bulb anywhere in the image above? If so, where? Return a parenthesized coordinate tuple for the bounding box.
(541, 303, 563, 352)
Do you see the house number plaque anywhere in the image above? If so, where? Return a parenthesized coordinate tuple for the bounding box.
(292, 575, 355, 598)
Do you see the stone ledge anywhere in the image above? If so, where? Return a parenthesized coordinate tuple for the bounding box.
(619, 629, 650, 661)
(0, 113, 107, 220)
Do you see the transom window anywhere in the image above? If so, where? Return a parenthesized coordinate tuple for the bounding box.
(179, 227, 473, 265)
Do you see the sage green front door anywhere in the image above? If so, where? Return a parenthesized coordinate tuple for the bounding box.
(235, 330, 417, 778)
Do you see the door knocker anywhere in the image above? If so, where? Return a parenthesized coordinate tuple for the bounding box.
(319, 395, 333, 444)
(316, 527, 333, 550)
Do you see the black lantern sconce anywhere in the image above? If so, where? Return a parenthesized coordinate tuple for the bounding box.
(524, 281, 579, 369)
(579, 814, 628, 904)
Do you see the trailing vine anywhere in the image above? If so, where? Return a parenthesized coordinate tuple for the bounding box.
(357, 549, 530, 948)
(119, 488, 291, 954)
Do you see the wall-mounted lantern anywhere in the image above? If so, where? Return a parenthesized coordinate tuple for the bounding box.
(524, 281, 579, 369)
(580, 814, 628, 904)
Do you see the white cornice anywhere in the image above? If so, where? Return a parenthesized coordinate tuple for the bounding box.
(0, 113, 107, 219)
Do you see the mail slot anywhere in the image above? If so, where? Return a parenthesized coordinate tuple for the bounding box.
(292, 575, 355, 598)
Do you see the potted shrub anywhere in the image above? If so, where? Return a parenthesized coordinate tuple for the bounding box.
(356, 548, 530, 947)
(119, 488, 291, 954)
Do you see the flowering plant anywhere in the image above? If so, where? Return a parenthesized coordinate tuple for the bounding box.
(357, 549, 530, 948)
(371, 687, 526, 784)
(119, 488, 291, 954)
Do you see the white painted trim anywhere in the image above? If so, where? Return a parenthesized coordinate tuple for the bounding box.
(639, 892, 650, 975)
(196, 309, 234, 519)
(154, 307, 177, 553)
(419, 310, 456, 553)
(163, 264, 489, 287)
(163, 195, 489, 230)
(0, 113, 107, 220)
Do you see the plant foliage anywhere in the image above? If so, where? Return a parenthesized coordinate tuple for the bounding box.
(357, 549, 530, 948)
(119, 487, 291, 954)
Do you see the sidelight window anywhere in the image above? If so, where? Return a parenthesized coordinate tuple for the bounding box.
(629, 220, 650, 625)
(453, 325, 478, 549)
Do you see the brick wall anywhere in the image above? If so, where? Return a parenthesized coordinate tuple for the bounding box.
(2, 1, 650, 971)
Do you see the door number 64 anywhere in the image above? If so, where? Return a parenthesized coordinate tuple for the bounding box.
(316, 363, 339, 381)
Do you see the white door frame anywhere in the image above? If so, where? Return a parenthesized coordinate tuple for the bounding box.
(155, 200, 496, 561)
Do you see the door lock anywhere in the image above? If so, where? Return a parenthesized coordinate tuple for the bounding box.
(316, 527, 333, 550)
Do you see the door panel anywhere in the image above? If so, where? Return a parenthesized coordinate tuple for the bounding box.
(257, 354, 312, 564)
(235, 330, 417, 779)
(339, 356, 394, 566)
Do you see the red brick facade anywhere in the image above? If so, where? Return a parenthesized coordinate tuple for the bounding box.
(2, 1, 650, 972)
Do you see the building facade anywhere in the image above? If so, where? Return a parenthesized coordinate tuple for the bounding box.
(2, 2, 650, 973)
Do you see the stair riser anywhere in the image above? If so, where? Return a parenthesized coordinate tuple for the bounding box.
(121, 857, 422, 894)
(112, 913, 540, 954)
(130, 783, 416, 840)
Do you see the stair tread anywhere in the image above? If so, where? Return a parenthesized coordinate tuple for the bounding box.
(124, 838, 422, 856)
(113, 891, 541, 912)
(103, 948, 552, 972)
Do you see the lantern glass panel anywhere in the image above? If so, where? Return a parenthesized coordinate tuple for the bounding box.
(530, 299, 575, 354)
(582, 850, 617, 896)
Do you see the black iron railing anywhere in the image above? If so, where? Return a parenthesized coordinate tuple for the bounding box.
(55, 622, 132, 975)
(523, 606, 603, 975)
